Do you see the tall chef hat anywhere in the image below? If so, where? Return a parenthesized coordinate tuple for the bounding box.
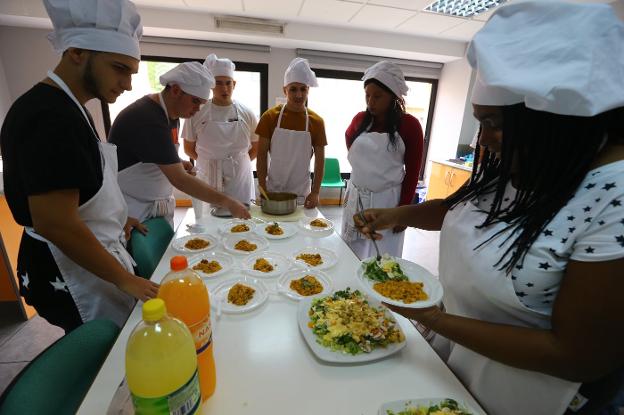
(283, 58, 318, 87)
(362, 61, 408, 98)
(203, 53, 235, 78)
(159, 62, 215, 100)
(467, 0, 624, 116)
(44, 0, 143, 60)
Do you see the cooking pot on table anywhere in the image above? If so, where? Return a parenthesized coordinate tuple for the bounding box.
(251, 192, 303, 215)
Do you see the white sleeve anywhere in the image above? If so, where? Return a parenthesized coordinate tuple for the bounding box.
(239, 103, 259, 143)
(181, 115, 197, 142)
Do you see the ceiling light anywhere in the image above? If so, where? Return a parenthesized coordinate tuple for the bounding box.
(424, 0, 508, 17)
(214, 16, 286, 35)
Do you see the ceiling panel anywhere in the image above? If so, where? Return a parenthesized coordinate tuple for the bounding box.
(440, 19, 484, 41)
(350, 4, 415, 29)
(396, 11, 464, 35)
(299, 0, 363, 24)
(243, 0, 304, 19)
(182, 0, 244, 14)
(366, 0, 431, 11)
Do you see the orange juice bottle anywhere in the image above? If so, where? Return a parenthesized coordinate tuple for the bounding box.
(158, 256, 216, 401)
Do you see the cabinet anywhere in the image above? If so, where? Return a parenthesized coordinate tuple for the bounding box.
(426, 161, 472, 200)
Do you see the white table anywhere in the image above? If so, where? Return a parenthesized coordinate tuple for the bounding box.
(79, 209, 485, 415)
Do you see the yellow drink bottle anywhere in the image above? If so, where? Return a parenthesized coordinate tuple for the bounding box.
(159, 256, 216, 401)
(126, 298, 201, 415)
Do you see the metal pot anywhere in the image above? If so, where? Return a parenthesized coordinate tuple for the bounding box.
(252, 192, 301, 215)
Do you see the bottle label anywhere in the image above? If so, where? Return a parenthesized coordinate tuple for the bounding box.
(131, 370, 201, 415)
(189, 315, 212, 354)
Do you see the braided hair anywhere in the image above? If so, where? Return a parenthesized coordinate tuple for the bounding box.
(351, 78, 406, 150)
(446, 104, 622, 273)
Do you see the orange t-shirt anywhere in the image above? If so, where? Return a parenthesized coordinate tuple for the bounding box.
(255, 105, 327, 147)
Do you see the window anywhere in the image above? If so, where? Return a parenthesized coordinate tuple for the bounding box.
(103, 56, 268, 162)
(307, 69, 437, 179)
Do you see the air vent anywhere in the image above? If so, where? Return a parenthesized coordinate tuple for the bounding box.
(425, 0, 507, 17)
(214, 16, 286, 35)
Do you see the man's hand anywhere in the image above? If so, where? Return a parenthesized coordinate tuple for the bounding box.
(226, 199, 252, 219)
(304, 191, 320, 209)
(118, 274, 160, 302)
(124, 217, 148, 241)
(182, 160, 196, 176)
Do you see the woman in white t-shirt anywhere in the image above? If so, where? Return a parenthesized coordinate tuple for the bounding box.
(354, 2, 624, 415)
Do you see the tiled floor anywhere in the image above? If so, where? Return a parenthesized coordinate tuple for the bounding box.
(0, 205, 440, 398)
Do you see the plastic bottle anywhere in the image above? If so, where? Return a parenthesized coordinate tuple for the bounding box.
(158, 256, 216, 401)
(126, 298, 201, 415)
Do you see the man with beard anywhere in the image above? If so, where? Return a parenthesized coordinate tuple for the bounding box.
(109, 62, 251, 227)
(0, 0, 159, 332)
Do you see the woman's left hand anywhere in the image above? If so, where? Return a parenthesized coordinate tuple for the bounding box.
(124, 217, 148, 241)
(383, 302, 443, 326)
(392, 225, 407, 234)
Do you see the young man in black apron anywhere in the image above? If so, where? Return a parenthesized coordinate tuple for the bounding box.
(0, 0, 159, 332)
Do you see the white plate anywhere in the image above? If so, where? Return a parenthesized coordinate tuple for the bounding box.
(277, 269, 333, 301)
(222, 234, 269, 255)
(378, 398, 479, 415)
(291, 247, 338, 270)
(187, 252, 234, 279)
(171, 233, 218, 254)
(218, 219, 256, 235)
(298, 217, 334, 233)
(297, 295, 406, 363)
(241, 252, 292, 278)
(210, 276, 268, 314)
(255, 221, 298, 240)
(357, 256, 443, 309)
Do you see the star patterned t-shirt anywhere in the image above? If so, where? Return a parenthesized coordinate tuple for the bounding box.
(468, 160, 624, 313)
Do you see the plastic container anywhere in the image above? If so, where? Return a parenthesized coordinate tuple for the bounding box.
(126, 298, 201, 415)
(158, 256, 216, 401)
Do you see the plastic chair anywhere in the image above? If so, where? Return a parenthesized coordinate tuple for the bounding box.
(0, 319, 120, 415)
(130, 217, 174, 279)
(321, 158, 346, 205)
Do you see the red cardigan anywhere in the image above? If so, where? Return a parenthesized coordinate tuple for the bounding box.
(345, 111, 424, 206)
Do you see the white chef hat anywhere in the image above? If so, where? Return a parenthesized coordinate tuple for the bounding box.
(283, 58, 318, 87)
(159, 62, 215, 100)
(43, 0, 142, 60)
(467, 0, 624, 117)
(362, 61, 409, 98)
(203, 54, 235, 79)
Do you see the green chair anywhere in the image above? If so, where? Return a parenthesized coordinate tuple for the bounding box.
(0, 319, 120, 415)
(130, 217, 174, 279)
(321, 158, 346, 205)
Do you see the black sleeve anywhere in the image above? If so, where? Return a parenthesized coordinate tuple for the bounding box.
(19, 109, 102, 196)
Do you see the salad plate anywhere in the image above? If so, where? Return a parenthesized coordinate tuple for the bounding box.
(297, 289, 406, 363)
(378, 398, 478, 415)
(187, 251, 234, 279)
(357, 255, 443, 309)
(171, 233, 218, 254)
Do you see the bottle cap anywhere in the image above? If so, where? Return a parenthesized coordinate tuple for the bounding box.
(170, 255, 188, 271)
(143, 298, 166, 322)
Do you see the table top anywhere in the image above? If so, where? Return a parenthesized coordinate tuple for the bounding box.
(78, 209, 485, 415)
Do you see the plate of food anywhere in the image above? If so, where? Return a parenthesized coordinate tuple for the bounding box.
(277, 269, 332, 301)
(210, 276, 268, 314)
(218, 219, 256, 235)
(242, 252, 292, 278)
(298, 288, 406, 363)
(378, 398, 477, 415)
(171, 233, 218, 254)
(298, 217, 334, 233)
(291, 247, 338, 270)
(222, 234, 269, 255)
(357, 254, 443, 309)
(188, 251, 234, 279)
(257, 221, 298, 240)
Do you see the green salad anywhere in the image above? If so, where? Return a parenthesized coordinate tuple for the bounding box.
(386, 398, 473, 415)
(308, 288, 404, 355)
(363, 254, 408, 282)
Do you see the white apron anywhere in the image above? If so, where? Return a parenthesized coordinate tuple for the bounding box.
(118, 93, 175, 226)
(437, 197, 580, 415)
(342, 130, 406, 259)
(266, 105, 312, 198)
(193, 102, 254, 215)
(24, 71, 136, 328)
